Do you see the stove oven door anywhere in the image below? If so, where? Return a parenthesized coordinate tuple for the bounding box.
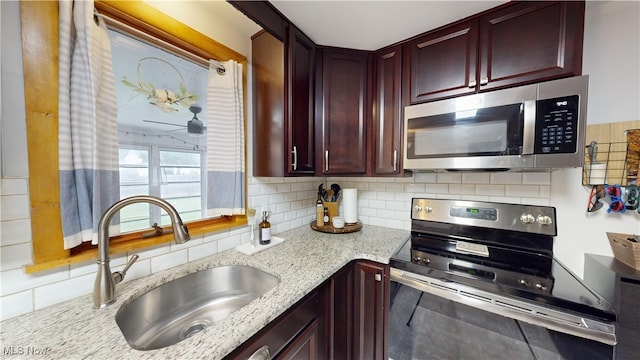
(388, 275, 614, 360)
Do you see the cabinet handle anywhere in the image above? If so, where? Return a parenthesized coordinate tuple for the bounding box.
(247, 345, 270, 360)
(324, 150, 329, 172)
(291, 146, 297, 171)
(375, 273, 382, 282)
(480, 77, 488, 86)
(393, 150, 398, 172)
(468, 80, 477, 88)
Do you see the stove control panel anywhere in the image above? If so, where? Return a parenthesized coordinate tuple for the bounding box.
(411, 198, 557, 236)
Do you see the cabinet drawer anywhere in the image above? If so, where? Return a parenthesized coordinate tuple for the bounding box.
(225, 292, 319, 359)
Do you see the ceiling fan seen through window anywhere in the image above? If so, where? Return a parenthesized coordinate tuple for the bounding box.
(143, 104, 206, 136)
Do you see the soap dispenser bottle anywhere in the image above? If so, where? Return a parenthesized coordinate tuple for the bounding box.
(259, 211, 271, 245)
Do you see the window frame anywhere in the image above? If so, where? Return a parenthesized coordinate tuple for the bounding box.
(21, 0, 248, 273)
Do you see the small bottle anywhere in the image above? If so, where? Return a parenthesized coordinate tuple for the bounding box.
(316, 195, 324, 227)
(259, 211, 271, 245)
(323, 207, 329, 225)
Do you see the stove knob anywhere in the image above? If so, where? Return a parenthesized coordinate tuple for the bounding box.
(518, 279, 530, 287)
(535, 283, 547, 291)
(414, 205, 423, 213)
(422, 257, 431, 265)
(425, 206, 433, 213)
(537, 215, 553, 226)
(520, 213, 535, 224)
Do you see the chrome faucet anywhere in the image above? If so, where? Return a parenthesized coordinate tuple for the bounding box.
(93, 195, 190, 309)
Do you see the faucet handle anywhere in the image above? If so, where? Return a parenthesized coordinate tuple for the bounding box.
(112, 254, 139, 285)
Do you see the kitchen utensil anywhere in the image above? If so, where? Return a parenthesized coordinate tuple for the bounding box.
(331, 183, 341, 201)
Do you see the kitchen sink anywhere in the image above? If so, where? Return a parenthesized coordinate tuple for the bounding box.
(115, 265, 280, 350)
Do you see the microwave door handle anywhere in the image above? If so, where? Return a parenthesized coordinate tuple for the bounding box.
(521, 100, 537, 155)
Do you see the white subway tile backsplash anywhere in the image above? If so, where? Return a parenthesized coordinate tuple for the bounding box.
(1, 268, 69, 297)
(151, 249, 188, 273)
(425, 184, 449, 194)
(523, 171, 551, 185)
(1, 178, 28, 195)
(369, 182, 386, 191)
(1, 242, 33, 271)
(1, 218, 32, 246)
(1, 195, 30, 221)
(448, 184, 476, 195)
(170, 235, 204, 252)
(34, 273, 94, 310)
(404, 183, 426, 193)
(188, 241, 219, 262)
(462, 172, 491, 184)
(476, 184, 505, 196)
(506, 185, 541, 198)
(437, 172, 461, 184)
(490, 172, 522, 184)
(385, 183, 405, 192)
(135, 243, 171, 260)
(1, 290, 33, 321)
(414, 172, 437, 183)
(218, 234, 242, 252)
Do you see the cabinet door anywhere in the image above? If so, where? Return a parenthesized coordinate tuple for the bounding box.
(318, 48, 368, 175)
(478, 1, 584, 91)
(287, 26, 315, 175)
(252, 30, 285, 177)
(406, 19, 478, 104)
(330, 263, 355, 359)
(276, 320, 319, 360)
(373, 45, 403, 176)
(353, 261, 389, 360)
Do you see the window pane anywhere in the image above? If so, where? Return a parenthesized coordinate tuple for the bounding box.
(118, 147, 151, 233)
(160, 149, 203, 225)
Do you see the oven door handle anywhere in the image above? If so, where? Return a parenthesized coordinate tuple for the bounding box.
(390, 268, 618, 346)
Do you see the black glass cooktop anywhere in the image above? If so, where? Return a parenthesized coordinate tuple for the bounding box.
(390, 238, 616, 322)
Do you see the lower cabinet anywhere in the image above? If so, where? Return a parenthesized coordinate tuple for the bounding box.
(225, 260, 388, 360)
(325, 260, 389, 360)
(224, 291, 321, 359)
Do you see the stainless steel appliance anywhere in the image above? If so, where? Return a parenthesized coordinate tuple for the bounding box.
(403, 76, 588, 171)
(389, 198, 616, 360)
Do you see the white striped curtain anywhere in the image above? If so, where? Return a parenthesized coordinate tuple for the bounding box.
(206, 60, 245, 216)
(58, 0, 119, 249)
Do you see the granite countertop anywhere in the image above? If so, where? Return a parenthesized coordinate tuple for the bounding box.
(0, 224, 409, 359)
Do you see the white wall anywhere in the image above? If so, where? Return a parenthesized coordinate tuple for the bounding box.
(1, 0, 639, 322)
(550, 1, 640, 276)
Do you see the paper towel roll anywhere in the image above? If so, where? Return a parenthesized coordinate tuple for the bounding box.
(587, 163, 607, 185)
(343, 188, 358, 224)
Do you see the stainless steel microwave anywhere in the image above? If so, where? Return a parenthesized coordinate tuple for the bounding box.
(403, 75, 588, 171)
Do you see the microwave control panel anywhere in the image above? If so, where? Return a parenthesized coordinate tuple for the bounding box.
(534, 95, 579, 154)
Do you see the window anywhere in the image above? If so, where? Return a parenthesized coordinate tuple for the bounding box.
(21, 1, 248, 273)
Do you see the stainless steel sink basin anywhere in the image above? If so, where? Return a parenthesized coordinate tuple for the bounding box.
(115, 265, 279, 350)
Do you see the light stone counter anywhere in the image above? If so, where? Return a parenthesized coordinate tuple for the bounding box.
(0, 224, 409, 359)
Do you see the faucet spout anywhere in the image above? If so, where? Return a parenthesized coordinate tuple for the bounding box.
(93, 196, 190, 309)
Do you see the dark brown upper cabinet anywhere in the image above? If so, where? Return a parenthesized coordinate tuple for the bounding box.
(406, 19, 479, 104)
(316, 48, 370, 175)
(252, 26, 316, 177)
(287, 26, 316, 175)
(478, 1, 585, 92)
(406, 1, 584, 104)
(372, 45, 404, 176)
(252, 30, 285, 177)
